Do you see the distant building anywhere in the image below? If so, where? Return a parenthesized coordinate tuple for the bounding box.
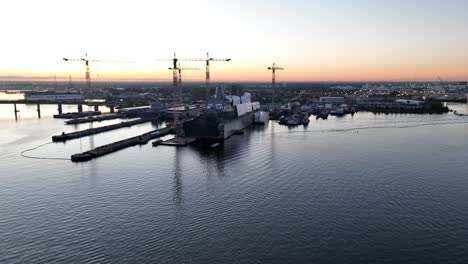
(25, 91, 83, 102)
(319, 97, 345, 104)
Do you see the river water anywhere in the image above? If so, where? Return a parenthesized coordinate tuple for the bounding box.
(0, 103, 467, 263)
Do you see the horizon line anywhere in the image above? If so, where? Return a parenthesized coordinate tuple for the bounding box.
(0, 76, 466, 84)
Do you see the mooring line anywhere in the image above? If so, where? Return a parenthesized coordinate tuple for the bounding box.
(20, 142, 71, 161)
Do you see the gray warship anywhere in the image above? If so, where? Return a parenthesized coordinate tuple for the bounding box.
(182, 85, 260, 140)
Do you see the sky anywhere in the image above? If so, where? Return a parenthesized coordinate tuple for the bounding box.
(1, 0, 467, 82)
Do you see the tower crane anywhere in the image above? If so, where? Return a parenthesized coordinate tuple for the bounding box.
(168, 63, 201, 105)
(63, 53, 129, 93)
(189, 53, 231, 98)
(268, 63, 285, 106)
(160, 52, 231, 99)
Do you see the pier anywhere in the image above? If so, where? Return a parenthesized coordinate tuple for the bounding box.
(71, 127, 174, 162)
(52, 118, 151, 142)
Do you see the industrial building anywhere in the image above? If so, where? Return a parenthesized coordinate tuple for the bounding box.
(319, 97, 345, 104)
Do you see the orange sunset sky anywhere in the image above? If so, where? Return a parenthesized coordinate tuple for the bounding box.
(1, 0, 467, 82)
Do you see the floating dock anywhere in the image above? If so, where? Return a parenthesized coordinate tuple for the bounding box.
(52, 118, 150, 142)
(71, 127, 174, 162)
(54, 111, 101, 119)
(65, 113, 124, 124)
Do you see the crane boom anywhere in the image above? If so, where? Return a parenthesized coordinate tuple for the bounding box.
(63, 53, 132, 93)
(63, 58, 130, 63)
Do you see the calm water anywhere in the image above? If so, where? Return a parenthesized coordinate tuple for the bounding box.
(1, 103, 468, 263)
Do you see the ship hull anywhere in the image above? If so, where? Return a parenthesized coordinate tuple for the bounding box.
(183, 112, 254, 140)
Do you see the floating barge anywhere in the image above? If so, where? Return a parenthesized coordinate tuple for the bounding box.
(71, 127, 174, 162)
(52, 118, 150, 142)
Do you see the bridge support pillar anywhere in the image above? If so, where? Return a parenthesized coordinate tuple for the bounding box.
(94, 105, 99, 112)
(57, 104, 63, 115)
(14, 103, 18, 120)
(77, 104, 83, 113)
(110, 105, 115, 113)
(37, 104, 41, 118)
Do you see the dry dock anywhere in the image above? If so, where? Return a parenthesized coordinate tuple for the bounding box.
(71, 127, 174, 162)
(52, 118, 151, 142)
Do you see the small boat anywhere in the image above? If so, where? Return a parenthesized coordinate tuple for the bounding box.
(330, 108, 345, 116)
(254, 111, 269, 125)
(210, 142, 221, 148)
(317, 110, 329, 120)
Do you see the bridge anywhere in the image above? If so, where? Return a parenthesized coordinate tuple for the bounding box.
(1, 99, 120, 120)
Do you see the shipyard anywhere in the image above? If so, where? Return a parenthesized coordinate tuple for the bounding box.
(2, 0, 468, 263)
(1, 66, 467, 162)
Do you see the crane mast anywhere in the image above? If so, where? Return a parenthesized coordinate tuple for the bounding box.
(268, 63, 285, 106)
(162, 52, 230, 101)
(168, 63, 200, 105)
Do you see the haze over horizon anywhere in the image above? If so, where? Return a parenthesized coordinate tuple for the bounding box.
(1, 0, 467, 82)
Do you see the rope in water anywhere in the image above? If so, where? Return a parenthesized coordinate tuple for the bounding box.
(20, 142, 71, 161)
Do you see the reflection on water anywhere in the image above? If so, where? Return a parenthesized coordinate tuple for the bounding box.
(173, 147, 183, 205)
(0, 91, 25, 100)
(1, 106, 468, 263)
